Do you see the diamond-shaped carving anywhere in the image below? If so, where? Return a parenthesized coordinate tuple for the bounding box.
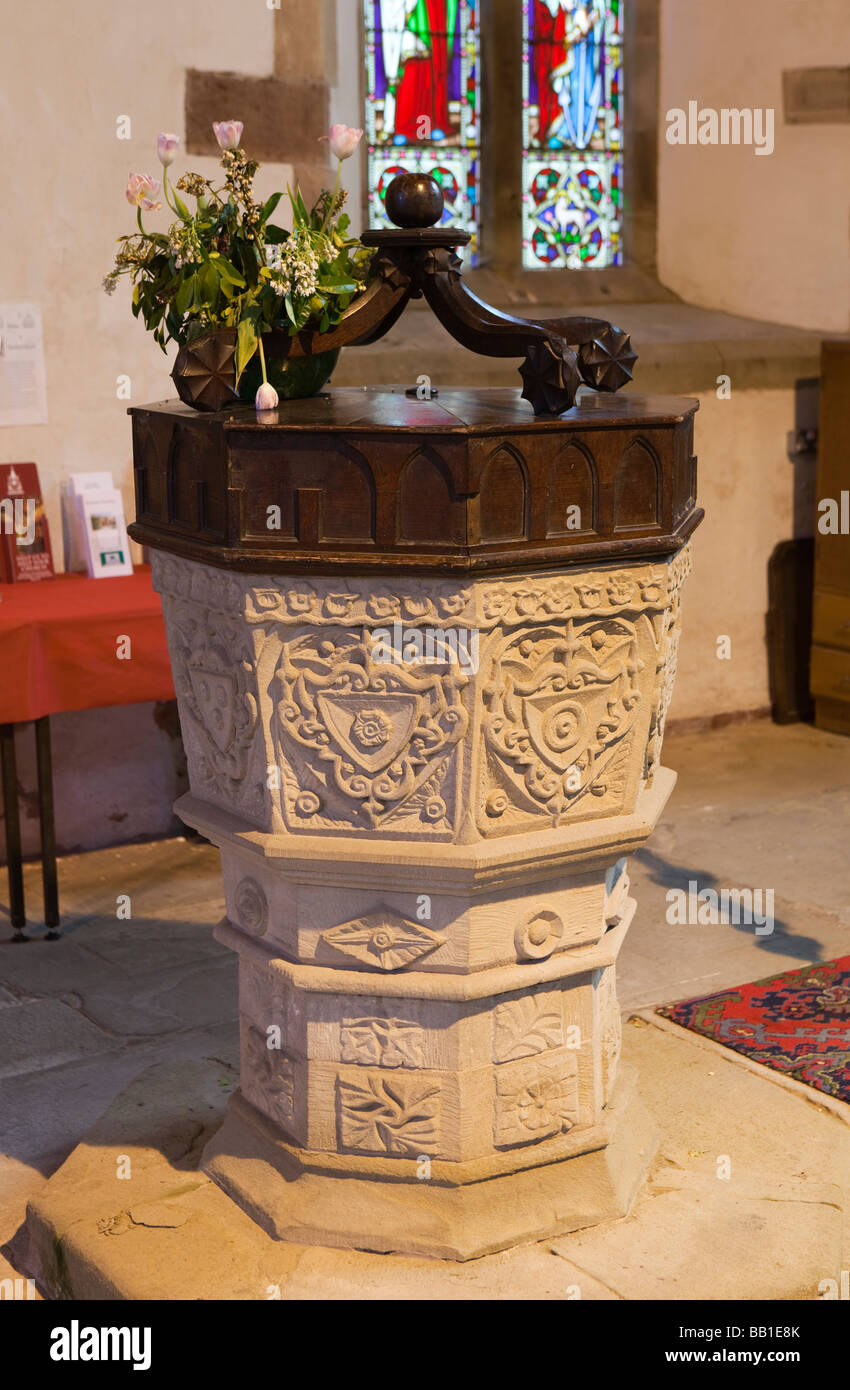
(320, 911, 445, 971)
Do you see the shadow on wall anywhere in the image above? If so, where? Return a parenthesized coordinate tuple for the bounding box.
(764, 376, 819, 725)
(0, 701, 188, 865)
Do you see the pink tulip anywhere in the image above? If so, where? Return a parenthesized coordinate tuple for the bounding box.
(157, 132, 180, 167)
(321, 124, 363, 160)
(213, 120, 244, 151)
(255, 382, 279, 411)
(125, 173, 162, 211)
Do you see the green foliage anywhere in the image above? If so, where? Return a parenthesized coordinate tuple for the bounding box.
(107, 143, 373, 377)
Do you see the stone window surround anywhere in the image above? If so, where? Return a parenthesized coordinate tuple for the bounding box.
(476, 0, 660, 301)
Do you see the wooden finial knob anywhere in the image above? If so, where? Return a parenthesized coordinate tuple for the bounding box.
(384, 172, 444, 229)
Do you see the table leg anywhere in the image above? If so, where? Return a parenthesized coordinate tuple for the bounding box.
(35, 716, 60, 939)
(0, 723, 26, 939)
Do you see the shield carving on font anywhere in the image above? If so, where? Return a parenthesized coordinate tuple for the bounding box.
(275, 630, 470, 827)
(482, 618, 645, 825)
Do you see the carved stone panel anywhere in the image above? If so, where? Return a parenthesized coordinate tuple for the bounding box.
(645, 544, 691, 778)
(242, 1024, 298, 1136)
(318, 911, 446, 971)
(156, 586, 272, 825)
(493, 1050, 579, 1148)
(340, 1017, 426, 1069)
(597, 966, 622, 1096)
(272, 627, 469, 834)
(337, 1072, 442, 1156)
(493, 991, 564, 1063)
(479, 617, 645, 831)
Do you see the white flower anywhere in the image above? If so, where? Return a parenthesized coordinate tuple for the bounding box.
(168, 221, 202, 270)
(267, 232, 320, 302)
(255, 382, 279, 411)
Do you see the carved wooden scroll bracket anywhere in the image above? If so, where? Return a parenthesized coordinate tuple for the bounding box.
(172, 172, 637, 416)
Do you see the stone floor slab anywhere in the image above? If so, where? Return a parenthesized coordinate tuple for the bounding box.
(21, 1018, 848, 1300)
(550, 1183, 842, 1302)
(0, 998, 115, 1079)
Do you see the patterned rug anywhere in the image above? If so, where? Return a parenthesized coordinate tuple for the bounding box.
(657, 957, 850, 1102)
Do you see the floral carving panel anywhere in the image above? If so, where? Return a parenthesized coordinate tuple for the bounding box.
(242, 1024, 297, 1134)
(493, 991, 565, 1063)
(337, 1073, 441, 1156)
(493, 1051, 579, 1148)
(340, 1017, 426, 1069)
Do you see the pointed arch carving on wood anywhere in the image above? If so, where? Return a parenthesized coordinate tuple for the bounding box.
(546, 440, 597, 538)
(614, 437, 661, 530)
(397, 445, 465, 545)
(478, 443, 528, 542)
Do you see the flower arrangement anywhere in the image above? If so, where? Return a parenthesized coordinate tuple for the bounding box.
(105, 122, 371, 407)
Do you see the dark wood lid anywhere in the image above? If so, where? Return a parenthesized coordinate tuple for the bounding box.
(129, 387, 699, 435)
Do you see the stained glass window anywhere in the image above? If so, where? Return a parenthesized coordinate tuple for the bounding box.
(364, 1, 481, 261)
(522, 1, 623, 269)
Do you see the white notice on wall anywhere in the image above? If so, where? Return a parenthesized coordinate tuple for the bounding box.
(0, 303, 48, 427)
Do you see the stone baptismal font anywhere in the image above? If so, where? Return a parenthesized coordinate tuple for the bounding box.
(126, 174, 702, 1262)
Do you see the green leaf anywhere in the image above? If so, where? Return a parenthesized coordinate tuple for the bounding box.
(287, 183, 310, 228)
(317, 280, 357, 293)
(235, 313, 259, 382)
(264, 223, 288, 244)
(216, 257, 246, 287)
(201, 262, 219, 309)
(174, 276, 195, 316)
(284, 294, 296, 327)
(260, 191, 283, 222)
(172, 191, 192, 222)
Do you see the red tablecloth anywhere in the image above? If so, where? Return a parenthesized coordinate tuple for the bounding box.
(0, 567, 175, 724)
